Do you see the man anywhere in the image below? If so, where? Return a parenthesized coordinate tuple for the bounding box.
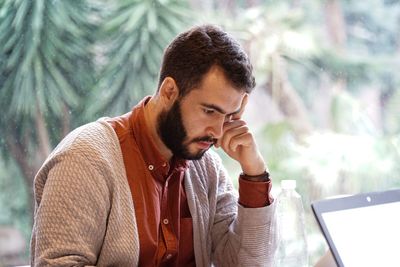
(31, 24, 275, 267)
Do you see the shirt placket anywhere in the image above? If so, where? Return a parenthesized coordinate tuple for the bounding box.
(160, 173, 178, 262)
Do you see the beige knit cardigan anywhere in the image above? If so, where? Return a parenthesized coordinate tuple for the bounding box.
(30, 119, 275, 267)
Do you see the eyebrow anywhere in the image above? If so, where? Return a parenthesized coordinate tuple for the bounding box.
(201, 103, 241, 116)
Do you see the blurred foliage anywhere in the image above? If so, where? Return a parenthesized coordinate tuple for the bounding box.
(86, 0, 191, 117)
(0, 157, 30, 235)
(0, 0, 96, 195)
(210, 0, 400, 262)
(0, 155, 30, 263)
(0, 0, 191, 264)
(0, 0, 95, 126)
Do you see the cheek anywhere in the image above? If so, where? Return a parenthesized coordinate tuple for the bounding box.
(183, 114, 207, 138)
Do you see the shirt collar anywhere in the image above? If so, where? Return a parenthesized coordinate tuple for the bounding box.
(130, 96, 188, 181)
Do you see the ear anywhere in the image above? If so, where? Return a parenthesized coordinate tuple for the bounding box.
(158, 77, 179, 108)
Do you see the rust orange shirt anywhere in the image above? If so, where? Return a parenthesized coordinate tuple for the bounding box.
(107, 96, 272, 266)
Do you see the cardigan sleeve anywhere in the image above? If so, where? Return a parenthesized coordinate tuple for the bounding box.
(209, 154, 276, 267)
(30, 120, 139, 267)
(31, 152, 110, 267)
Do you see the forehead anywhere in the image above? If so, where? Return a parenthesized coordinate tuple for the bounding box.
(183, 66, 245, 112)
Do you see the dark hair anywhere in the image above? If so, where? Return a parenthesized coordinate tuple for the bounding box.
(157, 24, 255, 96)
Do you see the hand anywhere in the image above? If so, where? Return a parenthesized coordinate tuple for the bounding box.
(215, 94, 266, 176)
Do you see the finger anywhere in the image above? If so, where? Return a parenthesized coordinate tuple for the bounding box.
(217, 120, 246, 149)
(223, 119, 246, 132)
(220, 124, 249, 151)
(228, 132, 253, 152)
(232, 94, 248, 120)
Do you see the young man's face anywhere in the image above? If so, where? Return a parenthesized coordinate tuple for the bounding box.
(158, 66, 245, 160)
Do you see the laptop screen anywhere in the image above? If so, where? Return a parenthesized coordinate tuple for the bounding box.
(312, 189, 400, 267)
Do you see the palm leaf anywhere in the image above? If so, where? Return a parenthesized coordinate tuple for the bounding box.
(86, 0, 191, 117)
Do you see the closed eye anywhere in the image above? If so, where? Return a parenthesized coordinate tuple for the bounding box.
(203, 108, 215, 114)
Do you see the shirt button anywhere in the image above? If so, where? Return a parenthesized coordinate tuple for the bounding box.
(148, 165, 154, 171)
(163, 218, 169, 225)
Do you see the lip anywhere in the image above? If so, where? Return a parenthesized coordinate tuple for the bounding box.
(196, 141, 213, 150)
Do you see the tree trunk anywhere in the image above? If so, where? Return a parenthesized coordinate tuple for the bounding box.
(5, 135, 36, 183)
(6, 132, 36, 219)
(266, 53, 313, 136)
(290, 0, 302, 8)
(323, 0, 348, 129)
(5, 108, 52, 219)
(245, 0, 262, 8)
(34, 106, 51, 161)
(324, 0, 347, 51)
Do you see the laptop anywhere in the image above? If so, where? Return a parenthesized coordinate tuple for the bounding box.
(311, 189, 400, 267)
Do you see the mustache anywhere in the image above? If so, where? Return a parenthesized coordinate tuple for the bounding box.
(192, 136, 218, 144)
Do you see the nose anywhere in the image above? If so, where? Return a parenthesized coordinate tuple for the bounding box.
(206, 117, 225, 140)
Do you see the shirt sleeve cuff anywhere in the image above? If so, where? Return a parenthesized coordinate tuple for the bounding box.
(238, 175, 273, 208)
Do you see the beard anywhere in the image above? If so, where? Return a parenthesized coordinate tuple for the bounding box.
(157, 99, 216, 160)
